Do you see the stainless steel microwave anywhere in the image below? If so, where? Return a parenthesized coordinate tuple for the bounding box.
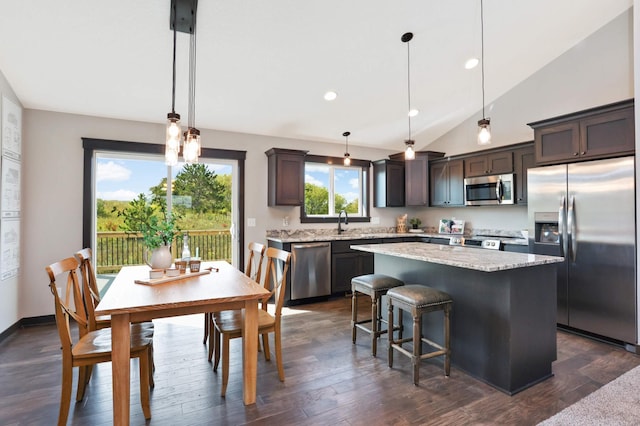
(464, 173, 514, 206)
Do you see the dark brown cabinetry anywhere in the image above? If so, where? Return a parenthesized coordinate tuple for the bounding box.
(528, 99, 634, 165)
(331, 239, 378, 294)
(265, 148, 307, 206)
(430, 159, 464, 206)
(388, 151, 444, 207)
(464, 151, 513, 177)
(373, 159, 405, 207)
(513, 143, 535, 204)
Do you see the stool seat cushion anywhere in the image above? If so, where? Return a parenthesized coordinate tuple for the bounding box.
(387, 285, 452, 308)
(352, 274, 404, 291)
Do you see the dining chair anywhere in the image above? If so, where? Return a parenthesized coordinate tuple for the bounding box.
(204, 241, 266, 358)
(212, 247, 291, 397)
(75, 247, 155, 383)
(46, 256, 153, 425)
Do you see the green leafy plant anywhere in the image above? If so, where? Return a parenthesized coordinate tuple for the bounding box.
(114, 193, 180, 250)
(409, 217, 422, 228)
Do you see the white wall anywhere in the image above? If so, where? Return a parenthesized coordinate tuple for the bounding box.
(5, 6, 637, 331)
(21, 109, 400, 320)
(0, 69, 21, 333)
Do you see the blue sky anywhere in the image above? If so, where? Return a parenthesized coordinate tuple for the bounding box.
(305, 164, 360, 202)
(96, 156, 231, 201)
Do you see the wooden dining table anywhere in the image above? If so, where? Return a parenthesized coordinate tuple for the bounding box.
(95, 260, 270, 425)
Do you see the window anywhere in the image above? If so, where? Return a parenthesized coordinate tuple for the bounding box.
(301, 155, 370, 223)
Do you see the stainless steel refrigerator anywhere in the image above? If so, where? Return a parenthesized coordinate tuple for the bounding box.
(527, 156, 636, 344)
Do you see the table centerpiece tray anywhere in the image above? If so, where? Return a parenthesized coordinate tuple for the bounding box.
(135, 269, 211, 285)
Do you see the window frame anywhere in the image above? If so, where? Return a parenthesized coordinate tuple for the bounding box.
(300, 154, 371, 224)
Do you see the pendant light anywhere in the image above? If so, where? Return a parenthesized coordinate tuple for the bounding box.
(477, 0, 491, 145)
(165, 0, 181, 166)
(342, 131, 351, 166)
(183, 0, 201, 164)
(402, 32, 416, 160)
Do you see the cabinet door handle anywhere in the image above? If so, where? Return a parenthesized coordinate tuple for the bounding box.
(573, 152, 579, 156)
(580, 151, 586, 155)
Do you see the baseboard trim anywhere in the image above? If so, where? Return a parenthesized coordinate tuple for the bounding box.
(0, 315, 56, 345)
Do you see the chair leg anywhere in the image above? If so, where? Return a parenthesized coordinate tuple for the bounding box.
(59, 359, 73, 426)
(371, 294, 378, 356)
(203, 312, 209, 344)
(444, 306, 451, 376)
(262, 331, 271, 361)
(213, 327, 221, 371)
(412, 312, 421, 386)
(76, 365, 89, 401)
(208, 315, 215, 362)
(139, 351, 151, 420)
(148, 345, 155, 388)
(274, 328, 284, 382)
(388, 302, 394, 368)
(221, 334, 230, 397)
(351, 290, 358, 344)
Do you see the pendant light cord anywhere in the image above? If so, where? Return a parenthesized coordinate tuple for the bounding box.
(406, 37, 412, 140)
(480, 0, 486, 119)
(171, 2, 177, 114)
(188, 12, 197, 129)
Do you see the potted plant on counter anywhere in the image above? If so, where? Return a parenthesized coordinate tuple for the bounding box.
(409, 217, 422, 230)
(115, 193, 179, 269)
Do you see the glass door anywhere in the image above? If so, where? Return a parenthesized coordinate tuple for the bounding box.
(94, 152, 238, 288)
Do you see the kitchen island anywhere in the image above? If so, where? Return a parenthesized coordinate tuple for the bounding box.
(351, 242, 564, 395)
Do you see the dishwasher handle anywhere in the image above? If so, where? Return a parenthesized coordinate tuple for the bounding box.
(292, 242, 331, 250)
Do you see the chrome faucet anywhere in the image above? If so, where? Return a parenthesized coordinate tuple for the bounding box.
(337, 209, 349, 234)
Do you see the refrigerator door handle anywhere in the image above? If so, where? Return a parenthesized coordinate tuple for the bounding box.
(559, 196, 568, 257)
(568, 196, 577, 262)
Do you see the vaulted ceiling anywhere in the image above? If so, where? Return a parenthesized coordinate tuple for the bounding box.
(0, 0, 632, 150)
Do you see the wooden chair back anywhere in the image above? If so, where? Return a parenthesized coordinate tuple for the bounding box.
(45, 257, 88, 354)
(75, 248, 101, 331)
(246, 242, 266, 283)
(263, 247, 291, 318)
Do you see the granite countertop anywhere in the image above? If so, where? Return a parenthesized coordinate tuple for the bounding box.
(266, 228, 529, 246)
(351, 242, 563, 272)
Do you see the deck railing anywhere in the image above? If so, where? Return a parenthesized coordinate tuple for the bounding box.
(96, 230, 232, 273)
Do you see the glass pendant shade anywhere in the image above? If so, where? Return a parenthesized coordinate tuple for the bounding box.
(183, 128, 201, 164)
(477, 118, 491, 145)
(343, 153, 351, 166)
(405, 140, 416, 160)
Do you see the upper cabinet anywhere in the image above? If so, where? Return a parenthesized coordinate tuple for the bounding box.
(430, 158, 464, 207)
(512, 143, 535, 205)
(464, 151, 513, 177)
(528, 99, 634, 165)
(373, 159, 405, 207)
(390, 151, 444, 207)
(265, 148, 307, 206)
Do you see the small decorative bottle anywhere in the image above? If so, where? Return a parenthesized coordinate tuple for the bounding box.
(181, 233, 191, 262)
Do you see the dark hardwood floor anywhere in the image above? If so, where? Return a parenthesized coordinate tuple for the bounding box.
(1, 296, 639, 425)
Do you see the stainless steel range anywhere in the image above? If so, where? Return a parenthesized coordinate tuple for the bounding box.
(448, 236, 502, 250)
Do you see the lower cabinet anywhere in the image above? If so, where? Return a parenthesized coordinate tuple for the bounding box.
(331, 239, 378, 294)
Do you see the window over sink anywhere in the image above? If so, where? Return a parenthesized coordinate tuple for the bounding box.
(301, 155, 370, 223)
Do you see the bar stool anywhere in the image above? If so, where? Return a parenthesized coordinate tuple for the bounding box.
(351, 274, 404, 356)
(387, 285, 452, 385)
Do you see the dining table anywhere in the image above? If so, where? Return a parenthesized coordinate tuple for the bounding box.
(95, 260, 271, 425)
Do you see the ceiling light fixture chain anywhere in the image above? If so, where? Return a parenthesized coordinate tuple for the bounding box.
(477, 0, 492, 145)
(401, 32, 415, 160)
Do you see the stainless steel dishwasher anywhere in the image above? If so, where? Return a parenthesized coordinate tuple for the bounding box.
(291, 242, 331, 300)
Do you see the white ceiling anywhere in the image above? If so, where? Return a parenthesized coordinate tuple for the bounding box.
(0, 0, 633, 151)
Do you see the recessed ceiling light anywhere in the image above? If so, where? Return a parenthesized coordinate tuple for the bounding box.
(408, 109, 419, 117)
(324, 91, 337, 101)
(465, 57, 479, 69)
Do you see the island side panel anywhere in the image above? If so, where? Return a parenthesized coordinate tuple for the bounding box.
(374, 253, 556, 394)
